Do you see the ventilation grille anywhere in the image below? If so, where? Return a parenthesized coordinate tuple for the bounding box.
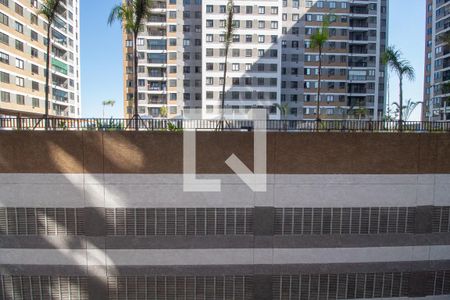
(0, 208, 84, 235)
(432, 207, 450, 232)
(0, 276, 88, 300)
(106, 208, 253, 236)
(273, 272, 409, 300)
(274, 207, 416, 235)
(430, 270, 450, 295)
(107, 276, 253, 300)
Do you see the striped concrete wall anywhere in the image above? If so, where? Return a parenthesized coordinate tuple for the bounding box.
(0, 132, 450, 299)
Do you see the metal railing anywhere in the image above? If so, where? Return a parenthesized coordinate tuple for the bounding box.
(1, 118, 450, 132)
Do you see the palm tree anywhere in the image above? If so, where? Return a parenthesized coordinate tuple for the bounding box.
(38, 0, 62, 130)
(392, 99, 422, 122)
(108, 0, 153, 130)
(274, 103, 289, 117)
(220, 0, 235, 130)
(382, 46, 415, 130)
(310, 15, 332, 127)
(102, 99, 116, 118)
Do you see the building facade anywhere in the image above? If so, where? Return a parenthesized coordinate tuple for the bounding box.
(124, 0, 387, 120)
(0, 0, 81, 118)
(1, 132, 450, 299)
(423, 0, 450, 121)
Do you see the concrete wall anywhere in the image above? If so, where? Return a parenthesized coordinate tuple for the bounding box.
(0, 132, 450, 299)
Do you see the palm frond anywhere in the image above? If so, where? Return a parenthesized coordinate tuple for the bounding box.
(310, 14, 333, 49)
(133, 0, 154, 34)
(108, 0, 153, 34)
(37, 0, 61, 24)
(383, 46, 415, 81)
(223, 0, 235, 48)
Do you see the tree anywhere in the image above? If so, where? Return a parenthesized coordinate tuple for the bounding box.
(109, 0, 153, 130)
(274, 103, 289, 117)
(310, 15, 332, 126)
(38, 0, 62, 130)
(382, 46, 415, 130)
(160, 105, 168, 118)
(102, 99, 116, 118)
(392, 99, 422, 122)
(220, 0, 235, 130)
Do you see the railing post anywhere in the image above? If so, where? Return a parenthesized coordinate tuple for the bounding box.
(16, 114, 21, 131)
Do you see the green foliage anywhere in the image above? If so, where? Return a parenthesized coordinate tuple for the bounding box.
(310, 14, 333, 50)
(224, 0, 235, 48)
(392, 99, 422, 121)
(160, 105, 168, 118)
(382, 46, 415, 81)
(37, 0, 61, 24)
(108, 0, 153, 35)
(274, 103, 289, 117)
(167, 122, 182, 132)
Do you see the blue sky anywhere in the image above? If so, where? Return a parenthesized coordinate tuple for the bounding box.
(80, 0, 426, 120)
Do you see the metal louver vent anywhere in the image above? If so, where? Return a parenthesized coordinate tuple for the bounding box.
(0, 276, 88, 300)
(0, 208, 84, 235)
(107, 276, 253, 300)
(431, 270, 450, 295)
(106, 208, 253, 236)
(274, 207, 416, 235)
(273, 272, 410, 300)
(433, 207, 450, 232)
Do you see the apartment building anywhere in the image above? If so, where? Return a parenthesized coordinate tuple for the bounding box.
(125, 0, 387, 120)
(423, 0, 450, 121)
(0, 0, 81, 118)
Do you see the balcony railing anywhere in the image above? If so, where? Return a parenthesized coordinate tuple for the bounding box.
(1, 118, 450, 132)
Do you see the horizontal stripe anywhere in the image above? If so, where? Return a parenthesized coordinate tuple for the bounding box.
(1, 132, 449, 174)
(1, 174, 449, 208)
(2, 261, 450, 276)
(2, 234, 450, 249)
(1, 246, 450, 266)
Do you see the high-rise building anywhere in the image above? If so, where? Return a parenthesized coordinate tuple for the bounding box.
(0, 0, 81, 118)
(124, 0, 388, 120)
(423, 0, 450, 121)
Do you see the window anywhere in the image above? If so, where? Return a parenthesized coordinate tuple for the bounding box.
(32, 81, 39, 91)
(271, 21, 278, 29)
(0, 32, 8, 45)
(232, 63, 239, 71)
(271, 7, 278, 14)
(16, 76, 25, 87)
(206, 77, 213, 85)
(16, 94, 25, 105)
(15, 58, 24, 69)
(31, 65, 39, 74)
(1, 91, 10, 103)
(206, 34, 213, 42)
(258, 35, 265, 43)
(246, 20, 252, 28)
(0, 12, 8, 25)
(15, 3, 23, 15)
(258, 21, 265, 29)
(0, 71, 9, 83)
(15, 21, 24, 33)
(31, 30, 38, 41)
(31, 47, 38, 57)
(30, 13, 38, 25)
(15, 40, 24, 51)
(206, 20, 213, 27)
(246, 6, 252, 14)
(32, 98, 40, 108)
(0, 0, 9, 7)
(206, 5, 213, 13)
(258, 6, 265, 14)
(245, 35, 252, 43)
(0, 52, 9, 64)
